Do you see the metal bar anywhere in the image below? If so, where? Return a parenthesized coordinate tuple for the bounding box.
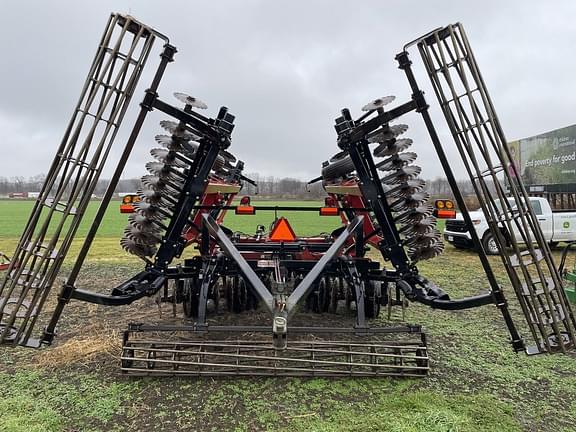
(196, 257, 221, 326)
(348, 139, 411, 272)
(286, 216, 364, 313)
(202, 214, 274, 311)
(153, 99, 220, 141)
(127, 323, 423, 334)
(191, 206, 369, 212)
(347, 100, 418, 142)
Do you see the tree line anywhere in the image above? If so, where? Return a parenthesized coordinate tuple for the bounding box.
(0, 174, 482, 202)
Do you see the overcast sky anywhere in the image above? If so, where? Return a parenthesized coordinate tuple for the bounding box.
(0, 0, 575, 183)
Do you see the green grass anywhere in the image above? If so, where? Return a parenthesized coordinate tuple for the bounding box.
(0, 200, 573, 431)
(0, 199, 445, 262)
(0, 247, 574, 431)
(0, 370, 134, 432)
(0, 199, 343, 239)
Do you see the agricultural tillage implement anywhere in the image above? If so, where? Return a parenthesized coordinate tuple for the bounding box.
(0, 14, 574, 377)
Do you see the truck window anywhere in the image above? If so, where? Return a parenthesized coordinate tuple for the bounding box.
(530, 199, 542, 216)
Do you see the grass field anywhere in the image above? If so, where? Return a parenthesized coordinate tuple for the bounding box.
(0, 199, 345, 238)
(0, 199, 575, 431)
(0, 199, 345, 262)
(0, 199, 445, 262)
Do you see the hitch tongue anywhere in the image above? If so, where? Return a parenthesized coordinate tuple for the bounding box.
(273, 317, 287, 350)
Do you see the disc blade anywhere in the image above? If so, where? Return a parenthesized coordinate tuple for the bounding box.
(394, 191, 430, 210)
(141, 175, 183, 194)
(384, 179, 427, 198)
(362, 95, 395, 112)
(120, 237, 157, 258)
(219, 150, 237, 163)
(123, 225, 162, 245)
(394, 204, 434, 224)
(373, 138, 413, 158)
(409, 240, 444, 261)
(404, 231, 441, 248)
(381, 165, 421, 184)
(400, 217, 436, 235)
(173, 92, 208, 109)
(145, 161, 185, 183)
(150, 148, 188, 168)
(368, 124, 408, 144)
(128, 213, 165, 232)
(134, 201, 171, 220)
(155, 134, 184, 152)
(377, 151, 418, 172)
(159, 120, 198, 141)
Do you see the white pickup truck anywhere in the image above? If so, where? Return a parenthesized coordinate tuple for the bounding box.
(443, 196, 576, 255)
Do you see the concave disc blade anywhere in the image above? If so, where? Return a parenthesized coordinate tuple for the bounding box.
(362, 95, 396, 112)
(174, 92, 208, 109)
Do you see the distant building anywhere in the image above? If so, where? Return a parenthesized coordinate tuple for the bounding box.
(8, 192, 28, 198)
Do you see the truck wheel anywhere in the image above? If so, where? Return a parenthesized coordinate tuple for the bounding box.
(482, 233, 499, 255)
(549, 241, 559, 249)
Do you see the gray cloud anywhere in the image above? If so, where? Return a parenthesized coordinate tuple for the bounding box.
(1, 0, 575, 182)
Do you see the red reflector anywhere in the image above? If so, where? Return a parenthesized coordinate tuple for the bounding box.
(270, 217, 297, 241)
(235, 206, 255, 215)
(319, 207, 339, 216)
(435, 209, 456, 219)
(120, 204, 134, 214)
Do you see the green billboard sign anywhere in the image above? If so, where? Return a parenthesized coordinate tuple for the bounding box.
(509, 124, 576, 186)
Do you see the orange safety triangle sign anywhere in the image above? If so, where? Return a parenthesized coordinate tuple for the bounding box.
(269, 217, 297, 242)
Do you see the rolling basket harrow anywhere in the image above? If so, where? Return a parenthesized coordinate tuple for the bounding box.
(0, 14, 574, 377)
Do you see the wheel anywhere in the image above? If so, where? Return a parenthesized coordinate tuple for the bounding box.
(306, 279, 329, 313)
(318, 278, 331, 313)
(364, 281, 381, 319)
(231, 276, 243, 313)
(225, 276, 234, 312)
(549, 241, 559, 249)
(228, 276, 254, 313)
(482, 232, 500, 255)
(306, 282, 321, 313)
(328, 277, 339, 314)
(379, 281, 389, 306)
(182, 277, 200, 318)
(244, 279, 259, 310)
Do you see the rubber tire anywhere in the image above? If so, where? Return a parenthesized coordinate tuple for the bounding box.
(182, 278, 199, 318)
(364, 281, 381, 319)
(549, 241, 559, 249)
(482, 232, 500, 255)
